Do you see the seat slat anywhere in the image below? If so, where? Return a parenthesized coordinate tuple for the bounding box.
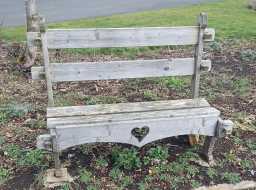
(31, 58, 211, 82)
(47, 98, 210, 118)
(48, 107, 220, 128)
(45, 27, 215, 49)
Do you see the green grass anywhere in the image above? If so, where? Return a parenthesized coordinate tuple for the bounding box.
(1, 0, 256, 42)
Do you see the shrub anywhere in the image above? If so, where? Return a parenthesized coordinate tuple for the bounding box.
(0, 167, 9, 185)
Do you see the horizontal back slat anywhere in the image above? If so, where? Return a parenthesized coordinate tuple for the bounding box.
(31, 58, 211, 82)
(46, 27, 215, 49)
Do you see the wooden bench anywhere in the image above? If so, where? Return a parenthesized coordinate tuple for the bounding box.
(32, 13, 233, 178)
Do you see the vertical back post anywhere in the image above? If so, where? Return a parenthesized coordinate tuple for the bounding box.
(40, 18, 63, 177)
(40, 18, 54, 107)
(189, 13, 208, 145)
(25, 0, 41, 68)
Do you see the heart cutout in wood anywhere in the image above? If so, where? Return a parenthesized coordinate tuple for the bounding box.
(131, 126, 150, 142)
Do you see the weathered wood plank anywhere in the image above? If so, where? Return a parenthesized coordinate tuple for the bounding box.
(54, 115, 219, 150)
(31, 59, 211, 81)
(44, 27, 215, 49)
(48, 107, 220, 128)
(47, 98, 210, 118)
(41, 32, 55, 106)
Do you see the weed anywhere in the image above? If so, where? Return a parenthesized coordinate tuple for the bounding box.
(190, 180, 202, 189)
(0, 103, 30, 124)
(240, 49, 256, 61)
(221, 172, 241, 184)
(224, 152, 237, 163)
(109, 168, 123, 182)
(170, 176, 184, 190)
(87, 185, 98, 190)
(94, 157, 109, 169)
(208, 41, 223, 53)
(232, 78, 250, 96)
(58, 183, 70, 190)
(207, 168, 218, 180)
(162, 77, 186, 90)
(111, 147, 141, 170)
(144, 146, 169, 165)
(79, 169, 93, 184)
(4, 145, 45, 167)
(143, 90, 159, 101)
(185, 165, 199, 179)
(0, 167, 9, 185)
(18, 149, 45, 167)
(120, 176, 133, 189)
(4, 144, 23, 160)
(0, 135, 5, 146)
(246, 140, 256, 151)
(240, 159, 254, 170)
(138, 182, 147, 190)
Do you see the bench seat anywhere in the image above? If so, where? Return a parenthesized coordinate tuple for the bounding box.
(45, 98, 221, 150)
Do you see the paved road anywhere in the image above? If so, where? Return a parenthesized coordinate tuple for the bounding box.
(0, 0, 218, 27)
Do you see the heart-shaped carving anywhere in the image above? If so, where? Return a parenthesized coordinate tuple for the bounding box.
(131, 126, 150, 142)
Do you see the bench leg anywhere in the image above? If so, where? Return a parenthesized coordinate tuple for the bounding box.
(201, 136, 217, 166)
(52, 135, 64, 177)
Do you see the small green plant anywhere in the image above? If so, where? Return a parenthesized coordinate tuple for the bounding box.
(163, 77, 186, 90)
(109, 168, 124, 182)
(240, 49, 256, 61)
(224, 152, 237, 163)
(58, 183, 70, 190)
(208, 41, 222, 53)
(143, 90, 159, 101)
(79, 169, 93, 184)
(0, 167, 9, 185)
(18, 149, 45, 167)
(111, 147, 141, 170)
(221, 172, 241, 184)
(94, 157, 109, 170)
(0, 135, 5, 145)
(185, 165, 199, 179)
(246, 140, 256, 151)
(207, 168, 218, 180)
(4, 145, 45, 167)
(240, 159, 254, 170)
(109, 168, 133, 188)
(190, 180, 202, 189)
(4, 144, 23, 160)
(144, 146, 169, 165)
(170, 176, 184, 190)
(232, 78, 250, 96)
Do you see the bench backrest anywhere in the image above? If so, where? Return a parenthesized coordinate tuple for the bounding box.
(31, 13, 215, 107)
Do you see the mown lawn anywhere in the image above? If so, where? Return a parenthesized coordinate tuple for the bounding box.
(0, 0, 256, 42)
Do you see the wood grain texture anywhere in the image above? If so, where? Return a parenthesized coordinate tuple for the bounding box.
(48, 107, 220, 128)
(47, 98, 210, 118)
(45, 27, 215, 49)
(31, 59, 211, 82)
(53, 115, 219, 150)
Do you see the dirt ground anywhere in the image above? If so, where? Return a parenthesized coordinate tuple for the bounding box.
(0, 40, 255, 190)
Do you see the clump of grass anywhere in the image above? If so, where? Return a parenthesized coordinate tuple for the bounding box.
(240, 49, 256, 61)
(232, 78, 250, 96)
(0, 103, 31, 124)
(4, 144, 45, 167)
(221, 172, 241, 184)
(0, 167, 10, 185)
(143, 90, 159, 101)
